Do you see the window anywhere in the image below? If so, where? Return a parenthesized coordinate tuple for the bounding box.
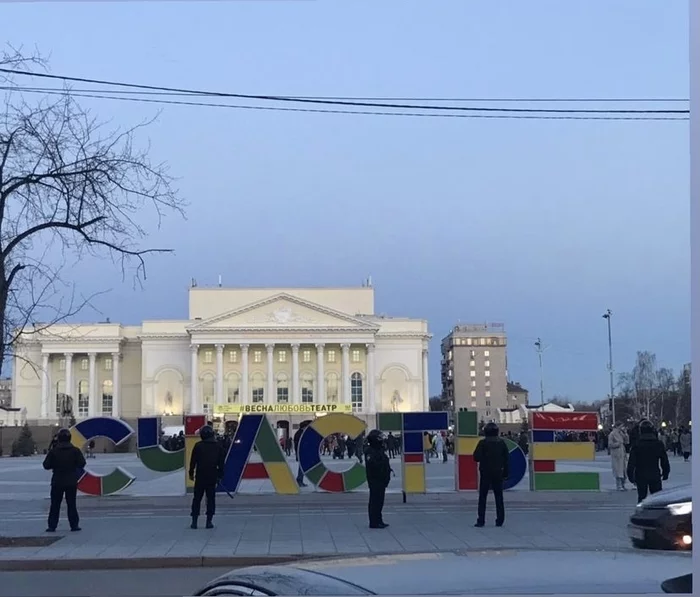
(55, 380, 66, 416)
(81, 358, 88, 371)
(78, 380, 89, 417)
(204, 350, 213, 364)
(486, 409, 491, 417)
(104, 357, 113, 371)
(471, 380, 477, 387)
(229, 350, 238, 364)
(102, 380, 113, 416)
(470, 370, 476, 378)
(485, 400, 491, 407)
(301, 373, 314, 403)
(470, 350, 476, 358)
(485, 360, 491, 368)
(202, 373, 215, 408)
(59, 358, 66, 371)
(226, 374, 240, 403)
(253, 351, 262, 364)
(466, 338, 473, 346)
(352, 349, 361, 363)
(350, 372, 363, 412)
(484, 350, 490, 357)
(326, 372, 339, 403)
(278, 350, 287, 363)
(302, 350, 311, 363)
(447, 350, 453, 360)
(276, 373, 289, 403)
(470, 360, 476, 367)
(251, 373, 264, 403)
(471, 400, 477, 407)
(470, 390, 477, 398)
(485, 380, 491, 387)
(479, 338, 486, 346)
(485, 390, 491, 398)
(485, 370, 491, 377)
(327, 350, 336, 363)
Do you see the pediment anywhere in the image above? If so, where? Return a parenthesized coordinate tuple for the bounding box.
(188, 293, 378, 330)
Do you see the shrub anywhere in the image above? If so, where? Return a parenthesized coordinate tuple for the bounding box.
(11, 423, 36, 457)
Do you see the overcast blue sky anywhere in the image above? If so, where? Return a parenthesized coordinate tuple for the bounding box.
(4, 0, 690, 402)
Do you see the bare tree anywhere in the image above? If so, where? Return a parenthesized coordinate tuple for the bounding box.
(654, 367, 675, 423)
(0, 49, 185, 377)
(631, 351, 657, 419)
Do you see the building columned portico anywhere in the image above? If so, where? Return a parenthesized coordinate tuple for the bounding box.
(12, 286, 431, 428)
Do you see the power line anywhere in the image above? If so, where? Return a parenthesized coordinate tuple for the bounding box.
(0, 87, 688, 121)
(0, 68, 690, 115)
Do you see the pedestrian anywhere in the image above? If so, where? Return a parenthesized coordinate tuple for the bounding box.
(473, 421, 509, 527)
(423, 431, 432, 463)
(293, 421, 311, 486)
(43, 428, 85, 533)
(364, 429, 392, 529)
(679, 428, 691, 461)
(608, 423, 629, 491)
(189, 425, 225, 530)
(627, 419, 671, 502)
(435, 432, 447, 463)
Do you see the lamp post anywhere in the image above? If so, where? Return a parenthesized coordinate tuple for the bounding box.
(602, 310, 616, 425)
(534, 338, 545, 410)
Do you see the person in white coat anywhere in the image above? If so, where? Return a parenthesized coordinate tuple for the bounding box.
(608, 424, 629, 490)
(434, 432, 446, 463)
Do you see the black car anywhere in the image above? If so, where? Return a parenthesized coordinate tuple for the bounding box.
(628, 485, 692, 551)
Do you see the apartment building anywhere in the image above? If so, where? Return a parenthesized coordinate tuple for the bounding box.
(441, 323, 507, 423)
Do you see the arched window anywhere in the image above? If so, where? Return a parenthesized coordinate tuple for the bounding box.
(77, 379, 89, 417)
(102, 380, 113, 416)
(226, 373, 240, 404)
(276, 373, 289, 403)
(201, 373, 215, 416)
(251, 372, 264, 403)
(301, 372, 314, 403)
(55, 380, 65, 416)
(351, 373, 363, 412)
(325, 373, 339, 403)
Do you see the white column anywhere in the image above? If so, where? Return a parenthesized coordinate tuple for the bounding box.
(190, 344, 200, 413)
(64, 353, 74, 407)
(112, 352, 121, 418)
(215, 344, 225, 405)
(315, 343, 325, 403)
(41, 353, 50, 419)
(291, 344, 300, 404)
(266, 344, 275, 403)
(367, 343, 376, 413)
(240, 344, 250, 405)
(341, 344, 351, 406)
(422, 349, 430, 411)
(88, 352, 97, 417)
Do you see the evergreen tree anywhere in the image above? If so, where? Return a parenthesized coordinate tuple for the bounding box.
(11, 423, 36, 457)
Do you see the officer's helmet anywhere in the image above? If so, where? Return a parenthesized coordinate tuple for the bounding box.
(366, 429, 385, 447)
(199, 425, 215, 440)
(639, 419, 655, 434)
(56, 428, 72, 443)
(484, 421, 499, 437)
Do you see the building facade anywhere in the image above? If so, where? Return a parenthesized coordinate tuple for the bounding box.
(441, 323, 507, 423)
(12, 287, 431, 428)
(506, 382, 529, 409)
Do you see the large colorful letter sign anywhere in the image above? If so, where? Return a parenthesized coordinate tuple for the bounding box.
(298, 413, 367, 492)
(70, 417, 136, 496)
(529, 411, 600, 491)
(453, 411, 526, 491)
(137, 417, 185, 472)
(377, 411, 449, 493)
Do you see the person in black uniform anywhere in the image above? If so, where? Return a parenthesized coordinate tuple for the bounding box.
(627, 419, 670, 502)
(189, 425, 225, 529)
(43, 428, 86, 533)
(364, 429, 392, 529)
(473, 421, 509, 527)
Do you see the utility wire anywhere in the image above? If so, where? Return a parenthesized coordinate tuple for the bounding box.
(0, 68, 690, 115)
(1, 87, 688, 121)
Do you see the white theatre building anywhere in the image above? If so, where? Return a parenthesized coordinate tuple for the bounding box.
(12, 286, 431, 428)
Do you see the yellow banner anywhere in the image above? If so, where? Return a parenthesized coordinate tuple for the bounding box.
(213, 403, 353, 415)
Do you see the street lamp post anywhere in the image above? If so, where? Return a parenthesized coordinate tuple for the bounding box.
(602, 310, 616, 426)
(534, 338, 545, 410)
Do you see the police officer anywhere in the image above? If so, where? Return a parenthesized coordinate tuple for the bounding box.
(189, 425, 225, 529)
(43, 428, 86, 533)
(364, 429, 392, 529)
(473, 421, 509, 527)
(627, 419, 670, 502)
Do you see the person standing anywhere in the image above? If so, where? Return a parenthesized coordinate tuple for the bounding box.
(364, 429, 392, 529)
(627, 419, 671, 502)
(189, 425, 225, 530)
(293, 421, 311, 487)
(608, 423, 629, 491)
(473, 422, 509, 527)
(679, 428, 691, 462)
(435, 432, 447, 464)
(43, 428, 86, 533)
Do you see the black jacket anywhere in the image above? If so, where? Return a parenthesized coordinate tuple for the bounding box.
(473, 436, 510, 479)
(364, 444, 391, 488)
(627, 432, 670, 483)
(43, 441, 86, 488)
(189, 438, 225, 485)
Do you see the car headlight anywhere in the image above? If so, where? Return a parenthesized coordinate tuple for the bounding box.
(667, 502, 692, 516)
